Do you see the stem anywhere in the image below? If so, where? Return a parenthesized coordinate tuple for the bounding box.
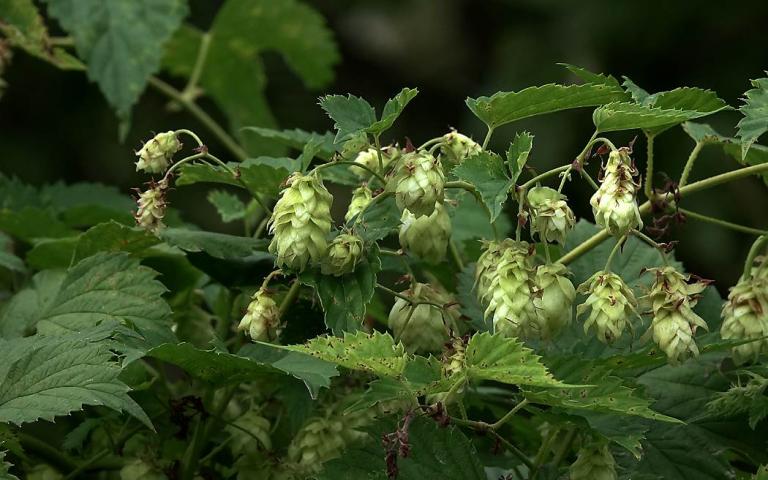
(174, 128, 204, 147)
(520, 165, 571, 190)
(530, 428, 558, 479)
(743, 235, 768, 279)
(148, 76, 248, 161)
(543, 243, 552, 264)
(557, 166, 572, 193)
(278, 280, 302, 318)
(182, 32, 212, 99)
(448, 241, 465, 271)
(631, 229, 670, 265)
(679, 141, 704, 188)
(604, 235, 626, 272)
(18, 433, 79, 473)
(313, 160, 386, 184)
(375, 284, 443, 308)
(253, 217, 269, 238)
(515, 189, 525, 241)
(579, 168, 600, 191)
(549, 427, 577, 473)
(180, 416, 205, 480)
(164, 152, 208, 179)
(445, 180, 477, 193)
(644, 133, 656, 200)
(680, 208, 768, 236)
(260, 269, 283, 290)
(481, 126, 495, 150)
(489, 398, 530, 429)
(374, 134, 385, 173)
(575, 130, 599, 165)
(418, 137, 444, 150)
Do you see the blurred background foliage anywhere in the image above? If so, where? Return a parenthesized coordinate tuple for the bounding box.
(1, 0, 767, 290)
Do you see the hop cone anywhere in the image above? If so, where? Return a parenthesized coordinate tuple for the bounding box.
(442, 336, 467, 378)
(134, 179, 168, 232)
(135, 131, 181, 174)
(344, 185, 373, 223)
(590, 149, 642, 236)
(721, 275, 768, 364)
(268, 172, 333, 271)
(238, 288, 281, 342)
(391, 150, 445, 217)
(287, 412, 371, 474)
(569, 443, 617, 480)
(388, 282, 459, 353)
(119, 459, 167, 480)
(399, 202, 452, 264)
(528, 186, 576, 244)
(350, 146, 399, 179)
(475, 239, 515, 302)
(531, 263, 576, 340)
(227, 411, 272, 456)
(321, 233, 364, 276)
(484, 241, 538, 338)
(440, 130, 481, 164)
(577, 271, 638, 343)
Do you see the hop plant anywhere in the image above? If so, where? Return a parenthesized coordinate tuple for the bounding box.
(350, 146, 399, 178)
(344, 184, 373, 223)
(590, 148, 642, 236)
(484, 241, 538, 338)
(135, 131, 181, 174)
(440, 130, 481, 164)
(321, 233, 364, 276)
(531, 263, 576, 340)
(527, 186, 576, 244)
(268, 172, 333, 271)
(134, 179, 168, 232)
(388, 282, 459, 353)
(238, 288, 281, 342)
(390, 150, 445, 217)
(569, 442, 617, 480)
(399, 202, 451, 264)
(577, 271, 639, 343)
(721, 275, 768, 364)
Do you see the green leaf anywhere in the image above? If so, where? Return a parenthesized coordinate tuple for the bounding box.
(72, 221, 160, 263)
(453, 152, 513, 222)
(207, 190, 246, 223)
(682, 121, 731, 144)
(576, 411, 647, 459)
(177, 157, 293, 198)
(559, 63, 621, 88)
(43, 0, 188, 118)
(0, 270, 65, 339)
(622, 76, 651, 104)
(448, 192, 511, 248)
(465, 82, 628, 130)
(505, 131, 534, 183)
(241, 127, 338, 160)
(456, 263, 488, 331)
(319, 94, 377, 143)
(353, 194, 401, 241)
(723, 140, 768, 186)
(592, 102, 694, 133)
(0, 449, 19, 480)
(0, 233, 24, 273)
(25, 238, 78, 270)
(0, 325, 152, 428)
(280, 331, 408, 377)
(159, 228, 270, 261)
(737, 76, 768, 159)
(0, 207, 76, 241)
(366, 87, 419, 136)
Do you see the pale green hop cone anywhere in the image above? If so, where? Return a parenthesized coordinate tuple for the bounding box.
(569, 442, 617, 480)
(390, 150, 445, 217)
(134, 179, 168, 232)
(439, 130, 481, 165)
(350, 146, 400, 179)
(388, 282, 459, 353)
(474, 238, 518, 303)
(531, 263, 576, 340)
(238, 288, 281, 342)
(577, 271, 639, 343)
(135, 131, 181, 174)
(399, 202, 451, 264)
(721, 277, 768, 364)
(590, 148, 642, 236)
(484, 241, 538, 338)
(527, 186, 576, 245)
(344, 184, 373, 223)
(321, 233, 364, 276)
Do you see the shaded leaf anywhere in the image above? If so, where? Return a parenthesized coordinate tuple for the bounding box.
(505, 131, 534, 183)
(367, 87, 419, 135)
(453, 151, 513, 222)
(241, 127, 338, 160)
(160, 228, 270, 261)
(207, 190, 246, 223)
(353, 194, 401, 241)
(737, 75, 768, 159)
(0, 270, 65, 339)
(319, 94, 377, 143)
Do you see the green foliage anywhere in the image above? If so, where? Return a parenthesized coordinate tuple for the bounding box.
(737, 75, 768, 158)
(159, 228, 270, 260)
(453, 151, 514, 222)
(505, 131, 534, 184)
(320, 87, 418, 141)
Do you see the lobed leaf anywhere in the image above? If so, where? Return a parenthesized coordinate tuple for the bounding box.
(366, 87, 419, 136)
(159, 228, 270, 261)
(559, 63, 622, 88)
(452, 151, 514, 222)
(319, 94, 377, 143)
(241, 127, 338, 160)
(737, 75, 768, 159)
(505, 131, 534, 184)
(207, 190, 247, 223)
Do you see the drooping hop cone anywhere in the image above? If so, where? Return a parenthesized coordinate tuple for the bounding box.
(238, 288, 281, 342)
(135, 179, 168, 232)
(721, 275, 768, 364)
(577, 271, 639, 344)
(391, 150, 445, 218)
(475, 239, 516, 302)
(590, 148, 642, 236)
(440, 130, 481, 165)
(569, 443, 617, 480)
(344, 185, 373, 223)
(135, 131, 181, 174)
(399, 202, 452, 264)
(268, 172, 333, 271)
(321, 233, 364, 276)
(483, 240, 538, 338)
(388, 282, 459, 353)
(531, 263, 576, 340)
(527, 186, 576, 245)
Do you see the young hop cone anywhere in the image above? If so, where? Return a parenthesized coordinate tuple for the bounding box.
(391, 150, 445, 217)
(531, 263, 576, 340)
(321, 233, 364, 276)
(238, 288, 281, 342)
(287, 412, 371, 474)
(440, 130, 481, 164)
(344, 184, 373, 223)
(135, 131, 181, 174)
(227, 411, 272, 456)
(475, 239, 514, 302)
(577, 271, 639, 344)
(350, 146, 400, 179)
(569, 442, 617, 480)
(590, 148, 642, 236)
(527, 186, 576, 245)
(484, 241, 538, 338)
(268, 172, 333, 271)
(399, 202, 452, 264)
(721, 271, 768, 364)
(134, 179, 168, 232)
(388, 282, 459, 353)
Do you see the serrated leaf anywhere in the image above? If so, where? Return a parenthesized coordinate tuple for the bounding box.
(723, 139, 768, 186)
(366, 87, 419, 135)
(0, 207, 76, 241)
(682, 121, 731, 144)
(577, 411, 647, 459)
(0, 326, 152, 428)
(207, 190, 246, 223)
(465, 332, 564, 388)
(0, 449, 19, 480)
(320, 94, 377, 143)
(559, 63, 621, 88)
(593, 102, 694, 133)
(621, 76, 651, 104)
(465, 82, 628, 130)
(241, 127, 338, 160)
(159, 228, 270, 261)
(73, 221, 160, 263)
(448, 192, 511, 248)
(505, 131, 534, 183)
(176, 157, 293, 198)
(43, 0, 188, 118)
(453, 152, 513, 222)
(0, 270, 65, 339)
(280, 331, 408, 377)
(737, 76, 768, 159)
(353, 194, 401, 241)
(25, 237, 78, 270)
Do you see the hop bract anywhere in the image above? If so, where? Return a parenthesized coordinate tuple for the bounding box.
(350, 146, 399, 179)
(569, 442, 617, 480)
(268, 172, 333, 271)
(391, 150, 445, 217)
(440, 130, 481, 164)
(531, 263, 576, 340)
(721, 273, 768, 364)
(577, 271, 638, 343)
(527, 186, 576, 244)
(483, 240, 538, 338)
(590, 148, 642, 236)
(475, 239, 519, 302)
(134, 179, 168, 232)
(321, 233, 364, 276)
(238, 288, 281, 342)
(135, 131, 181, 174)
(399, 202, 451, 264)
(388, 282, 459, 353)
(344, 184, 373, 223)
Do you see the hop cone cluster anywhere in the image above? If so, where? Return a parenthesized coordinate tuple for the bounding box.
(344, 185, 373, 223)
(321, 233, 364, 276)
(440, 130, 481, 164)
(268, 172, 333, 271)
(569, 443, 617, 480)
(482, 241, 538, 338)
(134, 179, 168, 232)
(287, 412, 370, 475)
(238, 288, 281, 342)
(577, 271, 639, 343)
(350, 146, 399, 179)
(388, 282, 459, 353)
(391, 150, 445, 217)
(721, 258, 768, 364)
(399, 202, 452, 264)
(531, 263, 576, 340)
(527, 186, 576, 244)
(135, 131, 181, 174)
(590, 149, 642, 236)
(643, 267, 709, 364)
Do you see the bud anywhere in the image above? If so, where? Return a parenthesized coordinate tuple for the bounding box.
(344, 185, 373, 223)
(590, 148, 642, 236)
(721, 277, 768, 365)
(388, 282, 459, 353)
(321, 233, 364, 276)
(391, 150, 445, 218)
(134, 179, 168, 232)
(527, 186, 576, 244)
(531, 263, 576, 340)
(569, 442, 617, 480)
(135, 131, 181, 174)
(484, 241, 538, 338)
(350, 146, 400, 179)
(399, 203, 451, 264)
(440, 130, 481, 164)
(238, 288, 281, 342)
(268, 172, 333, 271)
(577, 271, 638, 343)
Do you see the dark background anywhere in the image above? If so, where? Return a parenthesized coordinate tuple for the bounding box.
(1, 0, 767, 290)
